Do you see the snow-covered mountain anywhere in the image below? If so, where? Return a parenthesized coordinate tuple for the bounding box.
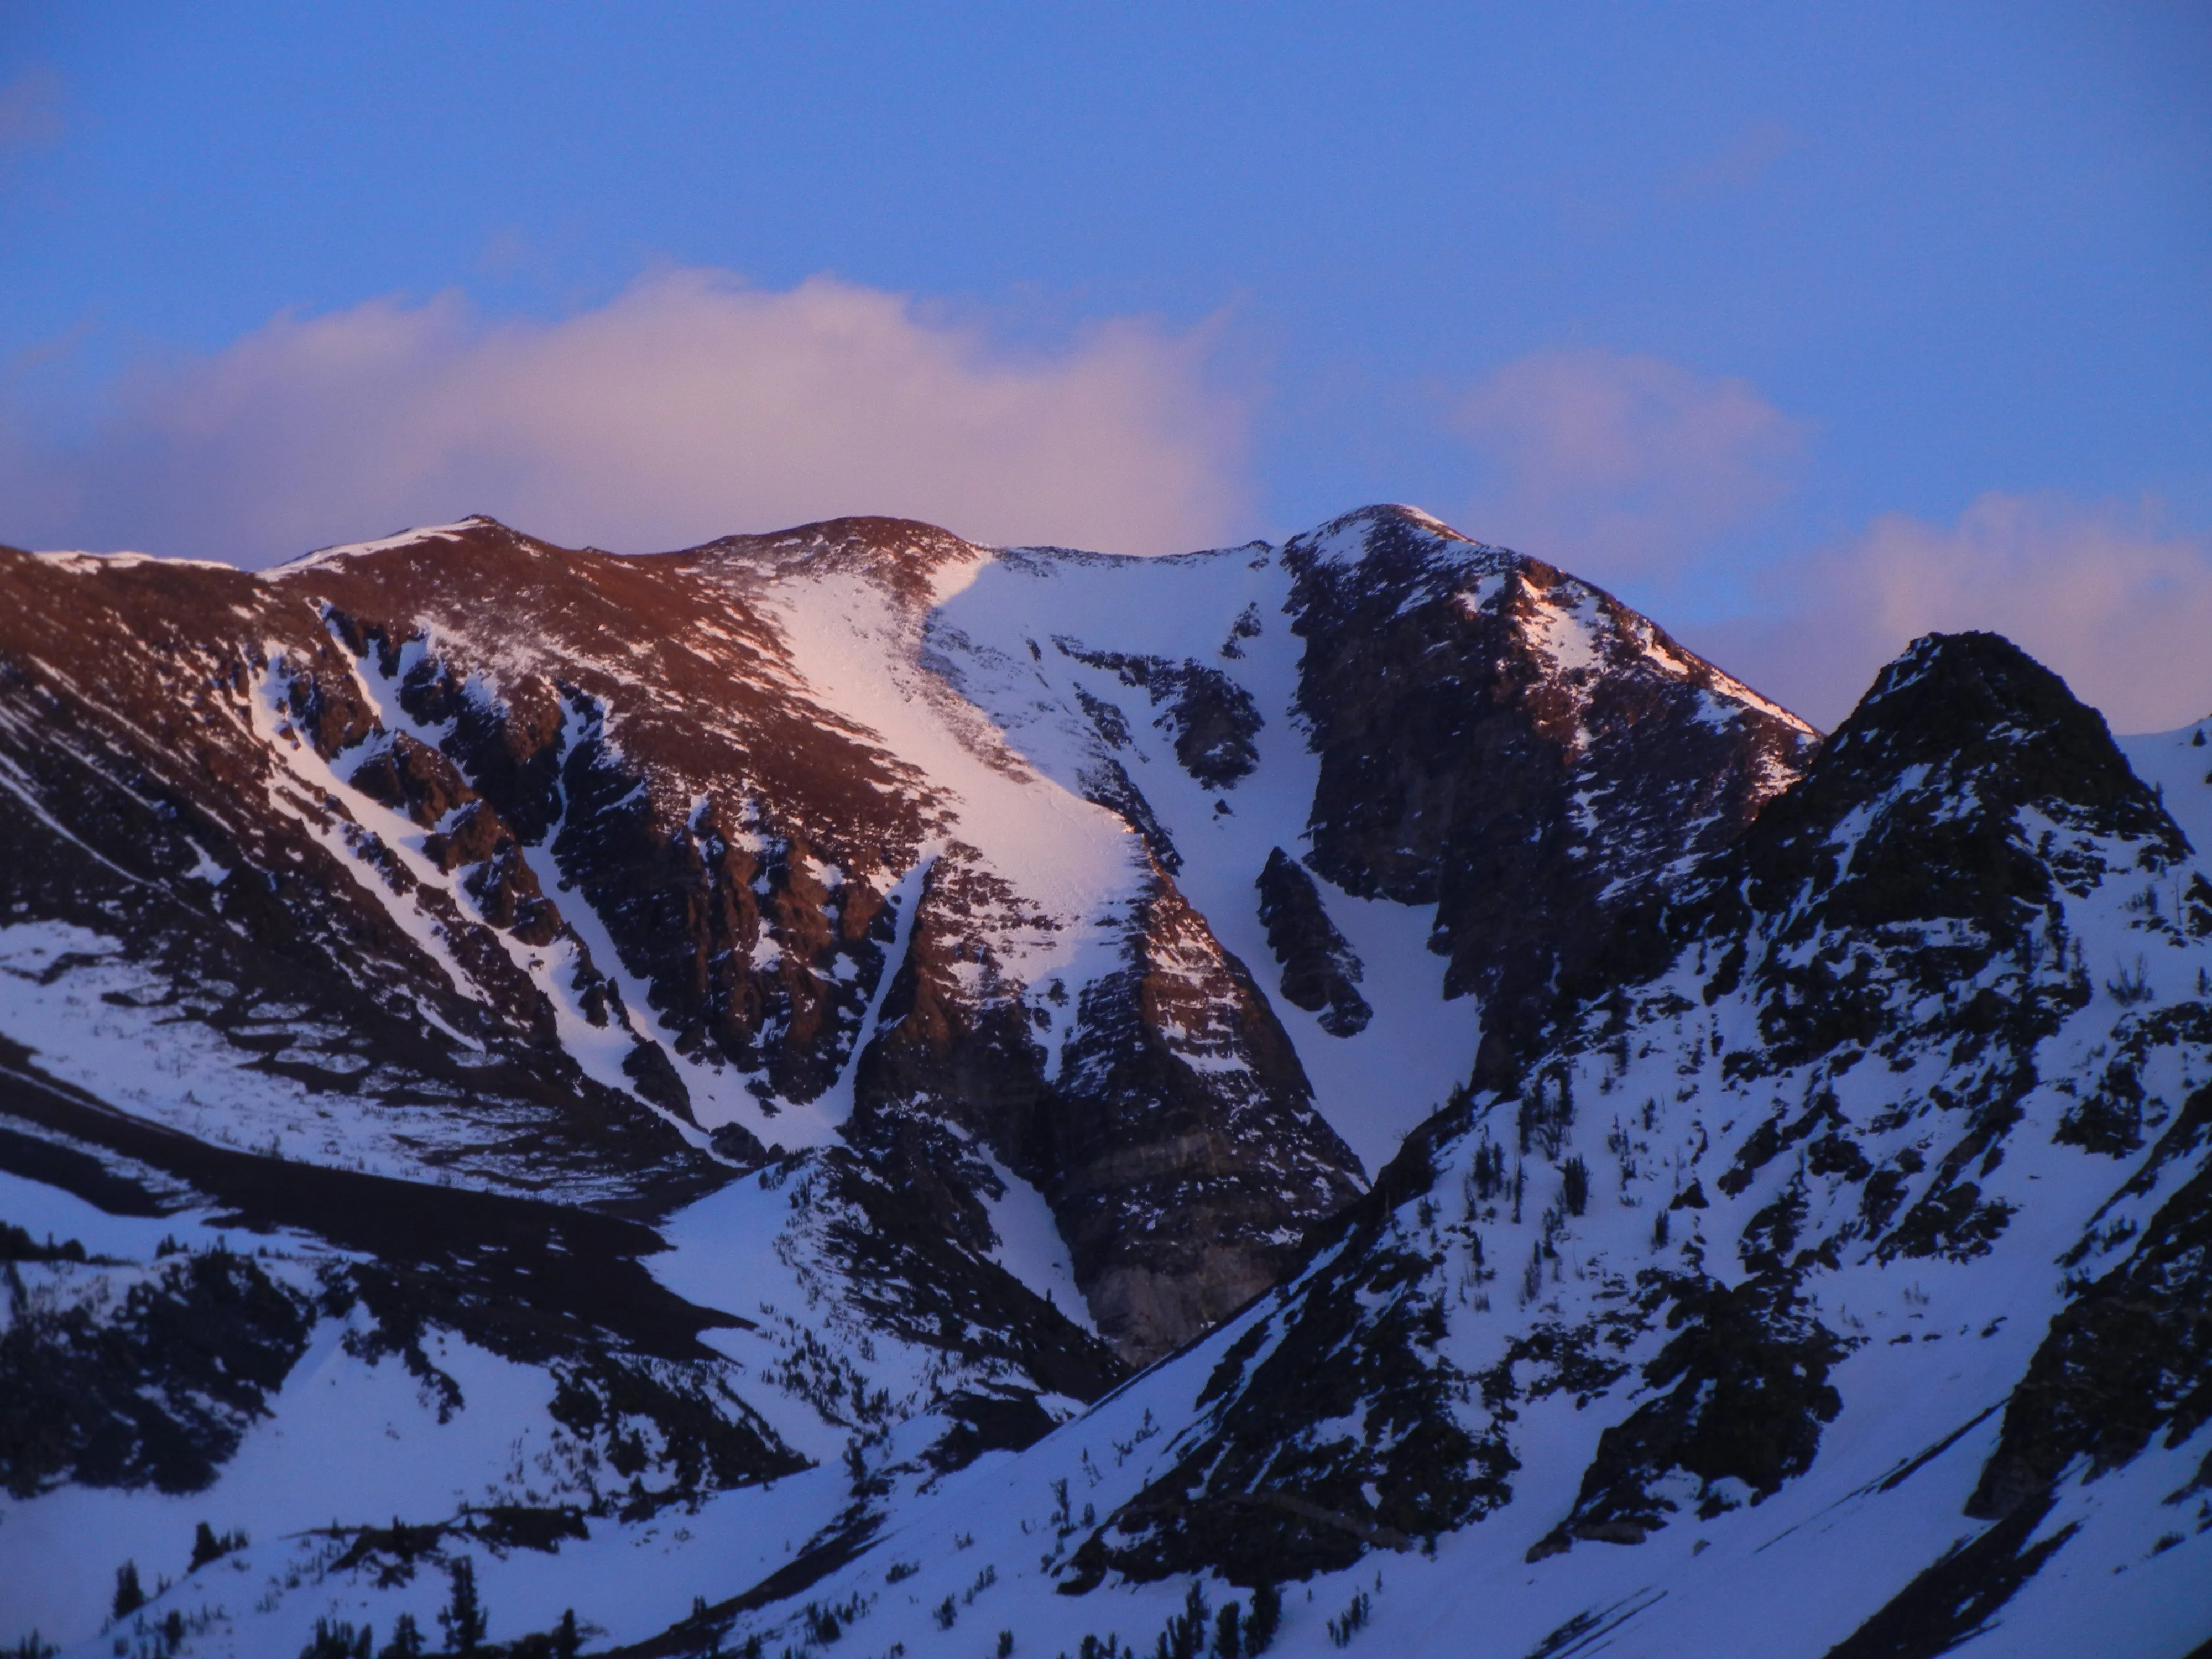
(1, 508, 2203, 1659)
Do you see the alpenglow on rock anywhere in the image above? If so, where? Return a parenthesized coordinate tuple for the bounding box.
(3, 506, 2203, 1658)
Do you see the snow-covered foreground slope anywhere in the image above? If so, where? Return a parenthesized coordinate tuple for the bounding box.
(3, 504, 2204, 1657)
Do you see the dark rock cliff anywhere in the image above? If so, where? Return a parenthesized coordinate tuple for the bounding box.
(1281, 505, 1819, 1080)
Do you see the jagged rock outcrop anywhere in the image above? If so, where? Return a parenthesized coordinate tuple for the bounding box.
(1280, 505, 1820, 1077)
(851, 853, 1361, 1364)
(0, 540, 707, 1207)
(1052, 643, 1264, 788)
(925, 507, 1820, 1123)
(1042, 872, 1361, 1360)
(294, 519, 942, 1114)
(1255, 847, 1370, 1037)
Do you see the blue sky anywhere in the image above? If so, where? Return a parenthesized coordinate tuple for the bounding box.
(2, 3, 2208, 727)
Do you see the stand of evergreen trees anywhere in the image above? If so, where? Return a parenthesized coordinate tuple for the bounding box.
(292, 1561, 580, 1659)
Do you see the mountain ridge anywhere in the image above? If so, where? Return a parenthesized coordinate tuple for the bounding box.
(2, 509, 2205, 1659)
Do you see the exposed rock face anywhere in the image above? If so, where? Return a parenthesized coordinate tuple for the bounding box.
(1044, 872, 1360, 1360)
(1073, 754, 1181, 873)
(1053, 643, 1264, 787)
(849, 851, 1361, 1364)
(1255, 847, 1370, 1037)
(1280, 506, 1820, 1077)
(0, 539, 707, 1209)
(924, 509, 1821, 1183)
(1966, 1117, 2212, 1522)
(296, 519, 942, 1116)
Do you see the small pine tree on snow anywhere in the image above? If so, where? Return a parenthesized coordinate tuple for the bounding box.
(1163, 1583, 1207, 1659)
(1561, 1156, 1590, 1216)
(297, 1618, 371, 1659)
(1212, 1602, 1242, 1659)
(189, 1522, 247, 1573)
(440, 1558, 487, 1657)
(1243, 1583, 1281, 1656)
(1326, 1592, 1371, 1648)
(112, 1563, 146, 1621)
(378, 1614, 424, 1659)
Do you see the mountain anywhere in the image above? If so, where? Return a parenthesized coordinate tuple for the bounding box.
(1, 509, 2204, 1659)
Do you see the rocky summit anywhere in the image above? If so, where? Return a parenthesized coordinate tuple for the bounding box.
(1, 508, 2205, 1659)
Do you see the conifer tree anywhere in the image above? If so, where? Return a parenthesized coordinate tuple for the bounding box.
(297, 1618, 372, 1659)
(440, 1559, 487, 1657)
(378, 1613, 424, 1659)
(1243, 1584, 1281, 1656)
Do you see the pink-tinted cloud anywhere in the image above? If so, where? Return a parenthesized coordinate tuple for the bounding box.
(4, 270, 1250, 564)
(1664, 119, 1799, 200)
(1453, 347, 1804, 582)
(1687, 492, 2212, 734)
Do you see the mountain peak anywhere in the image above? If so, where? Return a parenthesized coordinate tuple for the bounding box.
(1849, 628, 2107, 744)
(1281, 503, 1494, 571)
(274, 514, 521, 573)
(1788, 628, 2184, 869)
(671, 514, 990, 602)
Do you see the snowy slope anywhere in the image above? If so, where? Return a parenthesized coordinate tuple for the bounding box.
(2121, 718, 2212, 865)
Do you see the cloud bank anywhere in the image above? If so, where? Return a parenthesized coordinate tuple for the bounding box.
(2, 270, 1249, 565)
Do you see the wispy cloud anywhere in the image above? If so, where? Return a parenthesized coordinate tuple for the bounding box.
(1, 269, 1250, 565)
(1664, 119, 1799, 200)
(1687, 492, 2212, 733)
(1452, 347, 1804, 583)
